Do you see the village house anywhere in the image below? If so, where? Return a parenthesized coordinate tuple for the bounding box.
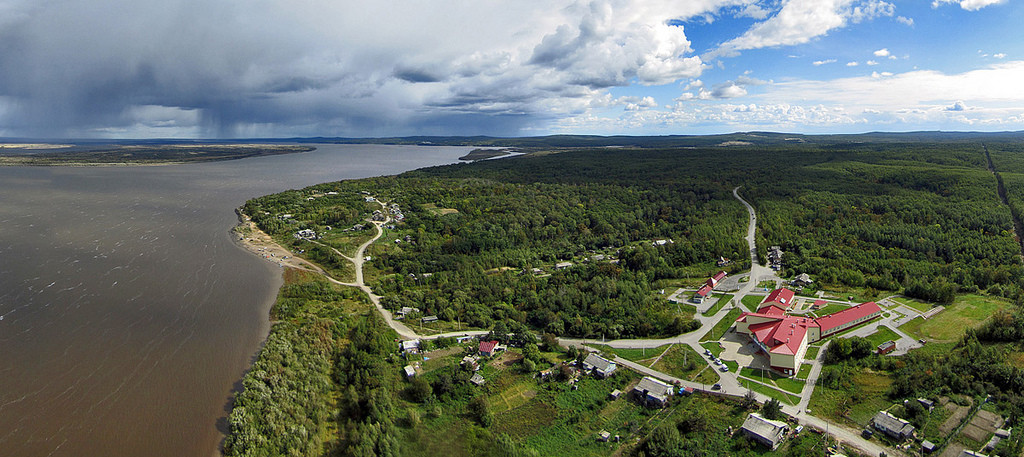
(403, 365, 416, 378)
(581, 353, 617, 378)
(872, 410, 915, 441)
(478, 340, 505, 357)
(395, 306, 420, 320)
(692, 270, 728, 304)
(293, 229, 317, 240)
(791, 273, 814, 288)
(735, 288, 882, 375)
(399, 339, 421, 354)
(420, 315, 438, 324)
(631, 376, 673, 408)
(741, 413, 789, 450)
(555, 261, 573, 270)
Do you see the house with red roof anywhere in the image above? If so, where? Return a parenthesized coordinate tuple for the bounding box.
(479, 340, 505, 357)
(691, 271, 728, 304)
(734, 289, 882, 375)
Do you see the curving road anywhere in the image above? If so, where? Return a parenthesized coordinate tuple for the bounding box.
(312, 198, 487, 341)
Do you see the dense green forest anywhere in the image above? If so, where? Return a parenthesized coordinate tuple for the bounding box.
(243, 139, 1024, 339)
(223, 269, 405, 457)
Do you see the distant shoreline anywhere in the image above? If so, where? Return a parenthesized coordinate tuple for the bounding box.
(0, 144, 314, 166)
(458, 147, 519, 161)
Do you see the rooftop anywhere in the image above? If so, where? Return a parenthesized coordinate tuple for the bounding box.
(816, 301, 882, 333)
(761, 288, 795, 308)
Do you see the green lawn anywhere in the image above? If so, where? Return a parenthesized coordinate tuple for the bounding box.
(700, 308, 742, 342)
(890, 296, 936, 313)
(804, 346, 820, 360)
(863, 325, 902, 348)
(741, 294, 764, 309)
(651, 344, 716, 383)
(813, 303, 850, 317)
(807, 368, 893, 428)
(796, 364, 813, 380)
(588, 344, 669, 363)
(703, 294, 734, 315)
(738, 378, 801, 405)
(898, 294, 1011, 342)
(738, 367, 805, 394)
(700, 342, 724, 358)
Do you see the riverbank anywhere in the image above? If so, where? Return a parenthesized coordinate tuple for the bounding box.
(0, 144, 314, 166)
(232, 209, 324, 273)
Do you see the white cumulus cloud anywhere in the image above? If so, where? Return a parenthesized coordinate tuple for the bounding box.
(932, 0, 1005, 11)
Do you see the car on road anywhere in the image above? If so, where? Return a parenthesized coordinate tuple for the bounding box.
(719, 366, 729, 372)
(712, 383, 721, 390)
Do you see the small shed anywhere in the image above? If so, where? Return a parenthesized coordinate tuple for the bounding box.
(403, 365, 416, 378)
(921, 440, 936, 453)
(918, 398, 935, 410)
(609, 389, 622, 400)
(877, 340, 897, 355)
(470, 373, 486, 386)
(420, 315, 438, 323)
(598, 431, 611, 442)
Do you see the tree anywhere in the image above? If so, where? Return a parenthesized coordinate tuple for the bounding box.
(742, 390, 757, 409)
(407, 377, 432, 403)
(762, 398, 782, 420)
(468, 396, 493, 427)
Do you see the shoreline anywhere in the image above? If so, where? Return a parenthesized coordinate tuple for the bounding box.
(231, 208, 325, 273)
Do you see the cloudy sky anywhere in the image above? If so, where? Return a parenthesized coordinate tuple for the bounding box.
(0, 0, 1021, 138)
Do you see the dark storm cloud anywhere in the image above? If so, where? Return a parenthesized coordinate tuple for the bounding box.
(0, 0, 714, 138)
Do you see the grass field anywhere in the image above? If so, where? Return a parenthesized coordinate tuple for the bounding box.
(738, 378, 801, 405)
(739, 367, 805, 394)
(898, 294, 1011, 342)
(651, 344, 719, 384)
(741, 294, 764, 309)
(890, 296, 936, 313)
(588, 344, 668, 363)
(700, 308, 742, 342)
(701, 342, 724, 358)
(804, 345, 820, 360)
(797, 364, 812, 380)
(814, 303, 850, 317)
(863, 325, 902, 348)
(703, 294, 734, 315)
(808, 368, 893, 428)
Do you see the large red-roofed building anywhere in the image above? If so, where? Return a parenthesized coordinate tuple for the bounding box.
(734, 288, 882, 375)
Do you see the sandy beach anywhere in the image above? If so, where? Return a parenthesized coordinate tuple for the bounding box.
(232, 210, 324, 273)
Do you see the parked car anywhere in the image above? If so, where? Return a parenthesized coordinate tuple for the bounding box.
(720, 366, 729, 372)
(712, 383, 721, 390)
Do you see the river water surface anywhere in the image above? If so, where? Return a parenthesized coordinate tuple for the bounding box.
(0, 144, 468, 456)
